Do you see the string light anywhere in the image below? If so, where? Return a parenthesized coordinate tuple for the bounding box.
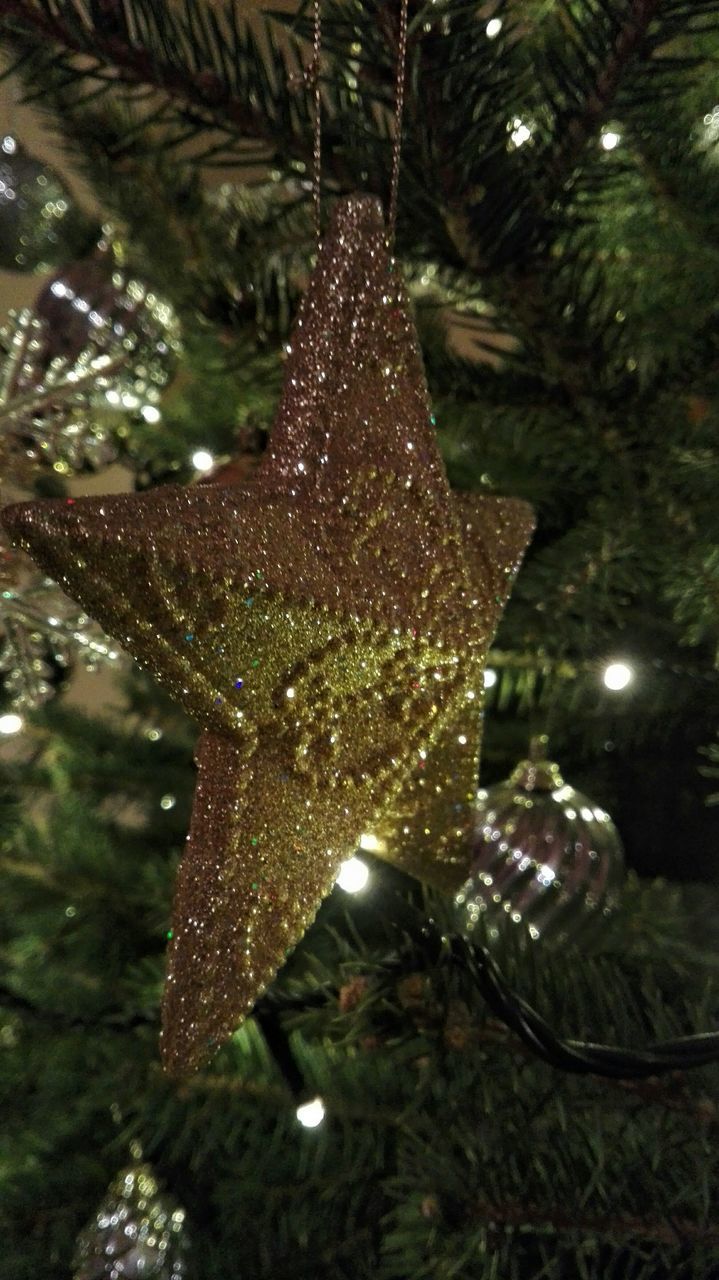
(601, 130, 620, 151)
(191, 449, 215, 473)
(160, 794, 176, 810)
(484, 667, 497, 689)
(700, 104, 719, 148)
(141, 404, 161, 424)
(602, 661, 634, 691)
(296, 1096, 325, 1128)
(486, 17, 502, 38)
(0, 712, 24, 734)
(335, 856, 369, 893)
(509, 117, 532, 148)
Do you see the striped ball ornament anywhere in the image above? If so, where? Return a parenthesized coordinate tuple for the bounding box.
(455, 738, 624, 944)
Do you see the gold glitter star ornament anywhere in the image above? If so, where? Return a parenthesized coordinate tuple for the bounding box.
(3, 197, 534, 1075)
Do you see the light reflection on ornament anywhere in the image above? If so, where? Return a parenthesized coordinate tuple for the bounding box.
(358, 832, 384, 853)
(456, 738, 624, 943)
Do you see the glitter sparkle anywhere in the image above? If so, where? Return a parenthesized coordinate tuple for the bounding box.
(2, 197, 534, 1076)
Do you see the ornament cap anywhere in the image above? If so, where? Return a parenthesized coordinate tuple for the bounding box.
(510, 735, 564, 792)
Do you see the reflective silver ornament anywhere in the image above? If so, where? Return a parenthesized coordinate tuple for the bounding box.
(455, 737, 624, 943)
(0, 134, 92, 272)
(73, 1163, 187, 1280)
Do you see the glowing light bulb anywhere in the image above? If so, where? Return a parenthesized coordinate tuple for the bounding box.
(510, 118, 532, 148)
(602, 661, 633, 691)
(335, 856, 369, 893)
(484, 667, 497, 689)
(296, 1096, 325, 1128)
(191, 449, 215, 473)
(141, 404, 161, 424)
(601, 130, 620, 151)
(486, 17, 502, 37)
(0, 713, 23, 735)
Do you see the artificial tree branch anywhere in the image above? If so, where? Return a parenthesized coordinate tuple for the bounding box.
(0, 0, 362, 188)
(547, 0, 662, 183)
(465, 1196, 719, 1248)
(1, 1, 273, 148)
(431, 0, 662, 408)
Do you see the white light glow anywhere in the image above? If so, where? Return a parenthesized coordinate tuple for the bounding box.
(296, 1096, 325, 1128)
(336, 856, 369, 893)
(601, 130, 620, 151)
(0, 713, 23, 735)
(1, 136, 17, 155)
(484, 668, 497, 689)
(603, 661, 633, 691)
(486, 17, 502, 38)
(191, 449, 215, 473)
(359, 832, 384, 853)
(510, 117, 532, 148)
(141, 404, 161, 424)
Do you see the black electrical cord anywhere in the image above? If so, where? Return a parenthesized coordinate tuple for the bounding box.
(256, 915, 719, 1092)
(450, 936, 719, 1079)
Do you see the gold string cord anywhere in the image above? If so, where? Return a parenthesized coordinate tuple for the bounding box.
(309, 0, 410, 248)
(312, 0, 322, 245)
(388, 0, 410, 250)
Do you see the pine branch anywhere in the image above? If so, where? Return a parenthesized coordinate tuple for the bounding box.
(0, 981, 154, 1030)
(1, 0, 273, 148)
(467, 1196, 719, 1249)
(547, 0, 661, 182)
(0, 0, 365, 183)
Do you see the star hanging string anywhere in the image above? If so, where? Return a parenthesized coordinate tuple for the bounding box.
(3, 197, 534, 1075)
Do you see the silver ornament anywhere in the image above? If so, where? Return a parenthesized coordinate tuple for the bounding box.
(0, 134, 91, 272)
(455, 737, 624, 943)
(73, 1163, 187, 1280)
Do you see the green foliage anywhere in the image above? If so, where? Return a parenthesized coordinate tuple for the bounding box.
(1, 2, 719, 1275)
(0, 704, 718, 1280)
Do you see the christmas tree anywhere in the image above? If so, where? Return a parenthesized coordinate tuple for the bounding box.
(1, 2, 718, 1277)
